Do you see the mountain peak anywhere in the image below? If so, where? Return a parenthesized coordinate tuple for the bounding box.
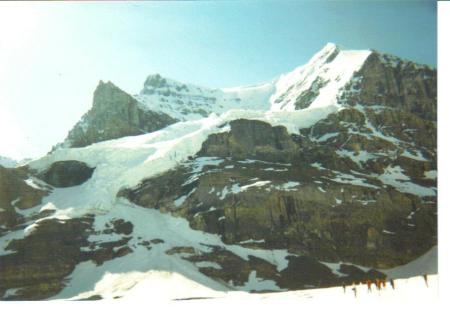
(310, 42, 341, 65)
(321, 42, 339, 52)
(144, 73, 169, 88)
(93, 80, 131, 102)
(269, 43, 369, 111)
(96, 80, 119, 90)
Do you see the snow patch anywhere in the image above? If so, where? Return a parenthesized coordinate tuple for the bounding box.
(377, 166, 436, 197)
(241, 181, 271, 191)
(195, 261, 222, 270)
(401, 150, 428, 161)
(242, 271, 283, 292)
(336, 149, 377, 166)
(314, 132, 339, 142)
(274, 181, 301, 191)
(424, 170, 437, 180)
(328, 172, 379, 189)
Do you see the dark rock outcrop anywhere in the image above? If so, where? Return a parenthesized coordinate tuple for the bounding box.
(169, 243, 385, 291)
(60, 81, 176, 148)
(39, 161, 94, 188)
(294, 77, 329, 110)
(198, 119, 299, 163)
(0, 166, 49, 233)
(0, 217, 94, 300)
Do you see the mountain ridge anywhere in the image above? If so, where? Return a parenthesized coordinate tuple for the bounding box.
(56, 43, 435, 150)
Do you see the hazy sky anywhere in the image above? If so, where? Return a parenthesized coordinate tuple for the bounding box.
(0, 0, 437, 160)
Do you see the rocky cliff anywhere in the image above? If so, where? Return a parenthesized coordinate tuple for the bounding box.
(60, 81, 176, 148)
(340, 51, 436, 121)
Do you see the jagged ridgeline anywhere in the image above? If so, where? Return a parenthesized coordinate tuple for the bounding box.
(0, 43, 436, 300)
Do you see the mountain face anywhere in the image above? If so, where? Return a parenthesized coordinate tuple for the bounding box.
(60, 81, 177, 148)
(0, 43, 437, 300)
(341, 51, 436, 121)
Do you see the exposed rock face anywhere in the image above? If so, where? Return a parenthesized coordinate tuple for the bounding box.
(0, 217, 94, 300)
(61, 81, 176, 148)
(0, 215, 135, 300)
(277, 256, 384, 290)
(294, 77, 329, 110)
(166, 244, 385, 291)
(39, 161, 94, 188)
(0, 166, 50, 233)
(199, 119, 299, 163)
(340, 52, 437, 121)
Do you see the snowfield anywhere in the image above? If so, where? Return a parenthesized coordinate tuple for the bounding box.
(61, 272, 438, 303)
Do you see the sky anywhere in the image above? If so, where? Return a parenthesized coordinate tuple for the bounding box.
(0, 0, 437, 160)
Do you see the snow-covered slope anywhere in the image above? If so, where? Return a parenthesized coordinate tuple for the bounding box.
(65, 269, 437, 302)
(270, 43, 371, 111)
(383, 246, 437, 280)
(135, 74, 275, 121)
(135, 43, 371, 121)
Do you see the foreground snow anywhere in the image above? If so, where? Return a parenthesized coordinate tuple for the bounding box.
(64, 272, 437, 302)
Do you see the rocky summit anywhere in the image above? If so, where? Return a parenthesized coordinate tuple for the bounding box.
(59, 81, 177, 148)
(0, 43, 436, 300)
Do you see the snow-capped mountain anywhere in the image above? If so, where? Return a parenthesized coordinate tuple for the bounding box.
(0, 43, 437, 300)
(136, 74, 275, 121)
(59, 43, 375, 148)
(269, 43, 371, 111)
(135, 43, 372, 119)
